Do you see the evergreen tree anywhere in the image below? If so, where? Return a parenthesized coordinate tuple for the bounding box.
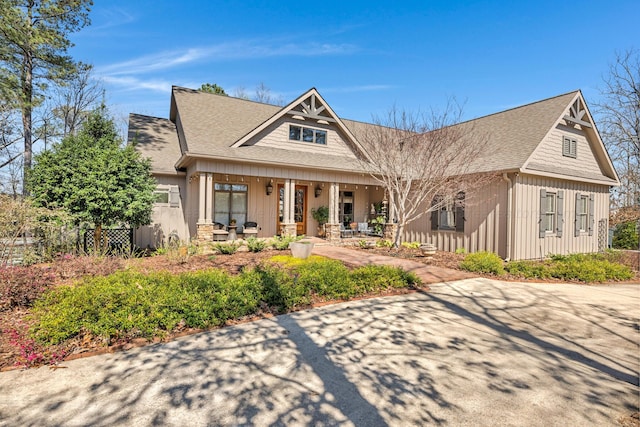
(28, 106, 156, 251)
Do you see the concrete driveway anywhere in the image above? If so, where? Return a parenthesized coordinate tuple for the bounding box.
(0, 279, 638, 426)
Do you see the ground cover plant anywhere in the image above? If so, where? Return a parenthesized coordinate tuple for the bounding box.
(459, 251, 634, 283)
(22, 255, 420, 359)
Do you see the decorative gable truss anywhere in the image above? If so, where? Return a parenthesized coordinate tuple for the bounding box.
(287, 93, 335, 124)
(230, 88, 367, 158)
(563, 97, 592, 129)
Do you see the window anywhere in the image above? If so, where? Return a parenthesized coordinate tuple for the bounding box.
(154, 185, 180, 208)
(289, 125, 327, 145)
(543, 192, 556, 232)
(154, 189, 169, 204)
(539, 189, 564, 237)
(339, 191, 354, 225)
(574, 193, 594, 236)
(214, 183, 248, 230)
(563, 136, 577, 158)
(431, 192, 465, 232)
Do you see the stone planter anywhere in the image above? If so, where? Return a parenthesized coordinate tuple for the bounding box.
(419, 243, 437, 257)
(289, 241, 315, 259)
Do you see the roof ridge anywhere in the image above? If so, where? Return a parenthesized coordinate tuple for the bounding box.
(456, 90, 580, 126)
(171, 85, 285, 108)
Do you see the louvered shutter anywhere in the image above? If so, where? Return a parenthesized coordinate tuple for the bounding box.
(169, 186, 180, 208)
(588, 193, 594, 236)
(430, 196, 439, 231)
(556, 191, 563, 237)
(455, 192, 465, 233)
(539, 189, 546, 238)
(574, 193, 581, 237)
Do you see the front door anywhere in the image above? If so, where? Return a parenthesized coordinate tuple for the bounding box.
(277, 184, 307, 235)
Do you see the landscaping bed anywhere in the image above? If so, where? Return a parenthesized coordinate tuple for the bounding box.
(0, 251, 420, 370)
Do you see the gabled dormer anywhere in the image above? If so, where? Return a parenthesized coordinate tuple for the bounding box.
(231, 88, 366, 159)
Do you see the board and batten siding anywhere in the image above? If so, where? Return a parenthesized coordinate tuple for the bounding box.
(526, 123, 604, 176)
(403, 180, 508, 257)
(249, 117, 358, 159)
(512, 174, 609, 260)
(136, 175, 189, 249)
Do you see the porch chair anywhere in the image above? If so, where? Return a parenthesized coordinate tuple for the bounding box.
(243, 221, 259, 238)
(340, 224, 355, 238)
(212, 222, 229, 241)
(357, 222, 373, 237)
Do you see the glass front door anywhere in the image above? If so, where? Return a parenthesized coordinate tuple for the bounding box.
(277, 184, 307, 235)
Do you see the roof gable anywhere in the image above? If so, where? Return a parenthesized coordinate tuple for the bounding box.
(231, 88, 366, 157)
(521, 91, 619, 185)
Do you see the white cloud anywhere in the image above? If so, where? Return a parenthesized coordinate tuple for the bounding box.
(96, 40, 358, 76)
(102, 76, 173, 93)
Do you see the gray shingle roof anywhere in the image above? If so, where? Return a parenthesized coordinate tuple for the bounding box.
(128, 113, 182, 174)
(130, 87, 612, 181)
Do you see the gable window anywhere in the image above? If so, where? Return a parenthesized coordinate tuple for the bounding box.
(431, 192, 465, 232)
(562, 136, 577, 158)
(214, 183, 248, 230)
(574, 193, 594, 236)
(539, 189, 564, 237)
(289, 125, 327, 145)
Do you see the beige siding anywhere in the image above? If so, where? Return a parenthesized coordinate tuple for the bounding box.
(512, 174, 609, 260)
(194, 160, 378, 185)
(403, 180, 509, 257)
(249, 117, 357, 159)
(526, 123, 604, 176)
(135, 175, 189, 249)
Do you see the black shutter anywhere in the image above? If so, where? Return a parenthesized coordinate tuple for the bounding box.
(539, 189, 546, 238)
(430, 196, 439, 231)
(588, 193, 594, 236)
(455, 192, 465, 233)
(556, 191, 563, 237)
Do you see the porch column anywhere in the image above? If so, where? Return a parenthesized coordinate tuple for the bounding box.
(280, 179, 297, 236)
(283, 179, 291, 223)
(198, 173, 206, 224)
(326, 182, 341, 241)
(205, 173, 213, 223)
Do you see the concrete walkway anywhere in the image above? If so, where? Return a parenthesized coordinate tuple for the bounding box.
(311, 243, 473, 284)
(1, 279, 638, 426)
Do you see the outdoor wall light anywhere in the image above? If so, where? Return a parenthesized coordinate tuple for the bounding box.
(266, 182, 273, 196)
(314, 185, 322, 198)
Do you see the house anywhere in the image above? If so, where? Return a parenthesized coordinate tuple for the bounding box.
(128, 86, 619, 260)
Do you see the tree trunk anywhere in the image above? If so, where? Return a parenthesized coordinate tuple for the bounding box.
(394, 223, 404, 248)
(21, 10, 34, 196)
(93, 223, 102, 253)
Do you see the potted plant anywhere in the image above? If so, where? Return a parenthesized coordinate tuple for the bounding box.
(311, 206, 329, 237)
(230, 218, 237, 226)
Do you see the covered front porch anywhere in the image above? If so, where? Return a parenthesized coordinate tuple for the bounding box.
(190, 167, 392, 242)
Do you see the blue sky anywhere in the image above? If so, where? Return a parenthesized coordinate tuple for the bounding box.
(70, 0, 639, 124)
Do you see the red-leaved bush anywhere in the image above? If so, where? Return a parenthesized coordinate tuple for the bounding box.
(0, 266, 54, 311)
(5, 328, 67, 367)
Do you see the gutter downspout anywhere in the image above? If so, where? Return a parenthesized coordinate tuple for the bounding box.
(503, 173, 513, 261)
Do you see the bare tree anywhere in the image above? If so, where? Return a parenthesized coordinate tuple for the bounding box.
(51, 64, 103, 138)
(355, 103, 494, 247)
(595, 48, 640, 210)
(253, 82, 285, 106)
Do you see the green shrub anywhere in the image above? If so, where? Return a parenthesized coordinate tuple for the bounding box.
(454, 247, 467, 254)
(612, 221, 639, 250)
(376, 239, 394, 248)
(271, 235, 302, 250)
(254, 264, 310, 311)
(351, 265, 420, 293)
(213, 242, 241, 254)
(504, 261, 551, 279)
(460, 251, 505, 275)
(246, 237, 267, 253)
(295, 258, 356, 300)
(401, 241, 420, 249)
(504, 253, 634, 282)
